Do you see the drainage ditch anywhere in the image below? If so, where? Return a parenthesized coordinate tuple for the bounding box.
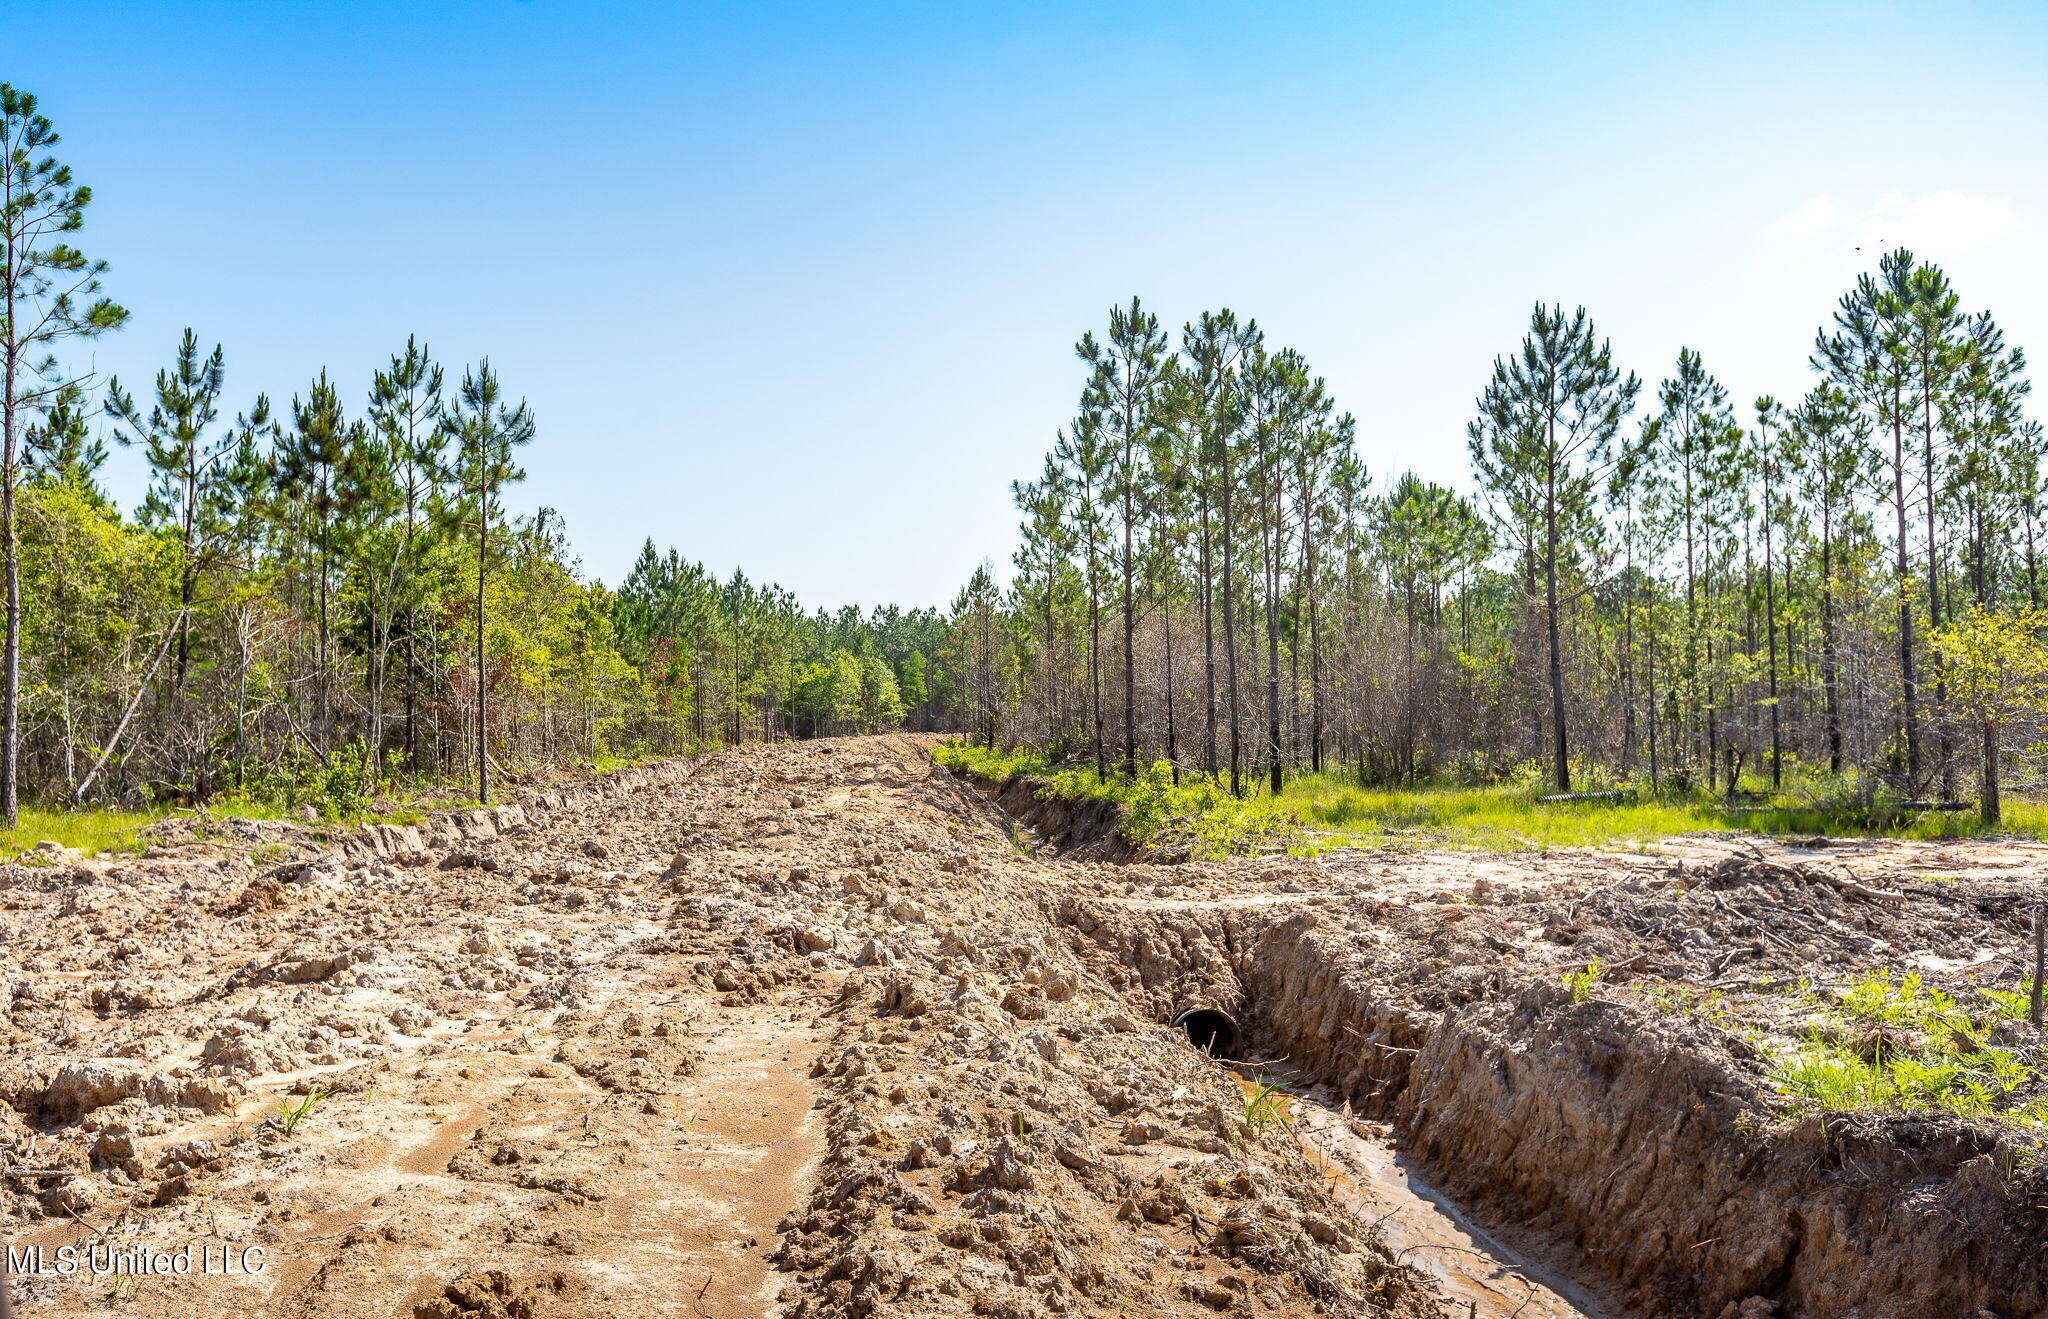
(1045, 887, 2048, 1319)
(1169, 1004, 1604, 1317)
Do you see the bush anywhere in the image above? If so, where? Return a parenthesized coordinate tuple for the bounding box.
(215, 737, 406, 821)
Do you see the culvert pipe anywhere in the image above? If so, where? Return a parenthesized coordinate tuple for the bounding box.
(1171, 1006, 1242, 1059)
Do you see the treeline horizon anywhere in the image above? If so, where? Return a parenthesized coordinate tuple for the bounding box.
(11, 79, 2046, 829)
(940, 255, 2042, 822)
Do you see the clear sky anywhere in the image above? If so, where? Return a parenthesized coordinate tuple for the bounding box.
(25, 0, 2048, 611)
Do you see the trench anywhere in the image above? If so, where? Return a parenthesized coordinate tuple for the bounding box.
(950, 768, 1134, 858)
(1039, 889, 2048, 1319)
(954, 765, 2048, 1318)
(1167, 1003, 1611, 1319)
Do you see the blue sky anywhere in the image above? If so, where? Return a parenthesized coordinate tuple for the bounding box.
(27, 0, 2048, 609)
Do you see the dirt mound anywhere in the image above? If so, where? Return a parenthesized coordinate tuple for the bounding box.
(413, 1269, 581, 1319)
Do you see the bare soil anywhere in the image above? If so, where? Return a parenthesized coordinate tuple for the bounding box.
(2, 736, 2043, 1319)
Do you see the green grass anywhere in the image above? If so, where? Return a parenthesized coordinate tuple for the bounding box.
(1277, 775, 2048, 851)
(0, 747, 674, 860)
(932, 741, 1300, 858)
(939, 743, 2048, 855)
(0, 803, 170, 857)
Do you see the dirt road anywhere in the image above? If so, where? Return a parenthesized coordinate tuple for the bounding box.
(3, 736, 2044, 1319)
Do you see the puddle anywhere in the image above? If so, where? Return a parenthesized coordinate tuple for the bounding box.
(1281, 1082, 1611, 1319)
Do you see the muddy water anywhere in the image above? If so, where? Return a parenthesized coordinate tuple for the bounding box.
(1281, 1084, 1612, 1319)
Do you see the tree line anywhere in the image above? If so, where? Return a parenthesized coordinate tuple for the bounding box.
(0, 84, 949, 819)
(943, 262, 2043, 822)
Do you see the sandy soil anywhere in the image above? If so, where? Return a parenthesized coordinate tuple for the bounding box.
(2, 736, 2042, 1319)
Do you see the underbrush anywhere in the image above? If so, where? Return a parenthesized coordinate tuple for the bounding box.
(3, 743, 671, 859)
(931, 741, 1300, 859)
(1756, 971, 2048, 1126)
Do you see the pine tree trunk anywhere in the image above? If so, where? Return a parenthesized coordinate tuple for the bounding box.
(1764, 488, 1781, 789)
(1088, 560, 1104, 779)
(1200, 502, 1217, 778)
(1221, 440, 1241, 796)
(1924, 390, 1951, 798)
(0, 278, 16, 830)
(476, 492, 489, 805)
(1264, 511, 1283, 795)
(1893, 406, 1920, 783)
(1545, 421, 1570, 794)
(1163, 599, 1177, 783)
(1309, 556, 1323, 775)
(1121, 484, 1137, 778)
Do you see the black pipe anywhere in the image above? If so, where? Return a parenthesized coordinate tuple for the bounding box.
(1172, 1007, 1241, 1060)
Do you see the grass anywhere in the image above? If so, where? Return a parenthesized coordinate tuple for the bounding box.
(0, 747, 675, 860)
(271, 1084, 336, 1137)
(0, 803, 172, 857)
(0, 791, 467, 860)
(1278, 773, 2048, 852)
(938, 740, 2048, 855)
(1232, 1074, 1294, 1140)
(1561, 956, 1602, 1003)
(933, 740, 1300, 859)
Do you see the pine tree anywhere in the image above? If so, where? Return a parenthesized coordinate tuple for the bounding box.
(1752, 396, 1793, 788)
(24, 382, 110, 498)
(0, 84, 127, 825)
(952, 565, 1003, 748)
(1790, 384, 1871, 775)
(1077, 297, 1169, 778)
(1899, 255, 1967, 793)
(368, 337, 446, 764)
(106, 329, 233, 700)
(1816, 251, 1922, 786)
(217, 398, 275, 781)
(1052, 408, 1111, 777)
(1468, 304, 1639, 793)
(1179, 310, 1256, 789)
(278, 371, 361, 755)
(439, 360, 533, 803)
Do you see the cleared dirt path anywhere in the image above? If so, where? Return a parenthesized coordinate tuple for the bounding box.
(4, 744, 849, 1319)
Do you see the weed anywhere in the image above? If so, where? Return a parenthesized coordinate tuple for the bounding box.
(1997, 1141, 2045, 1196)
(1562, 956, 1602, 1003)
(1764, 970, 2046, 1124)
(932, 742, 1299, 858)
(1983, 983, 2043, 1022)
(943, 741, 2048, 855)
(273, 1084, 336, 1137)
(1277, 772, 2048, 851)
(1233, 1074, 1294, 1140)
(0, 804, 166, 858)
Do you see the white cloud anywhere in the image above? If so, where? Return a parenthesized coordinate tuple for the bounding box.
(1858, 191, 2022, 254)
(1766, 191, 2023, 256)
(1767, 195, 1839, 240)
